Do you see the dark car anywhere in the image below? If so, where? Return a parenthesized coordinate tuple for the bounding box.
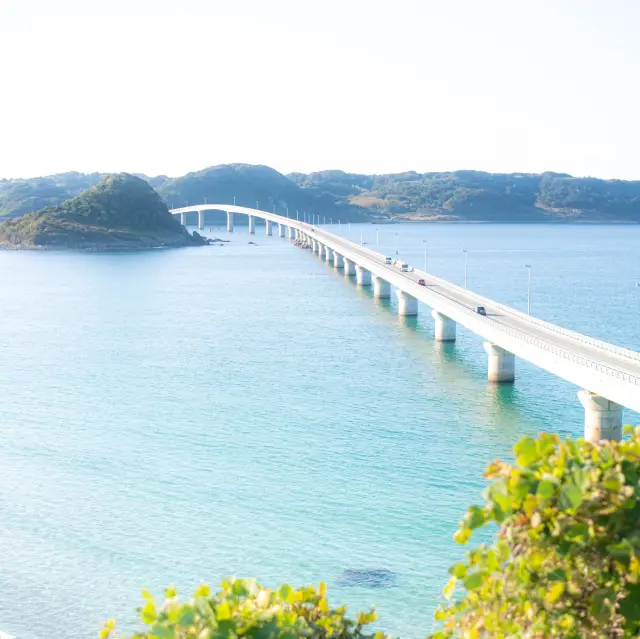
(418, 279, 426, 286)
(476, 306, 487, 315)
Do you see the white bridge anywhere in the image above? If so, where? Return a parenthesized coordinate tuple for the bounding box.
(171, 204, 640, 441)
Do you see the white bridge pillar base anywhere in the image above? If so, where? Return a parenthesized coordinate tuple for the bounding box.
(288, 227, 296, 239)
(226, 211, 234, 232)
(180, 212, 186, 226)
(432, 310, 456, 342)
(278, 223, 285, 237)
(396, 290, 418, 315)
(325, 248, 333, 263)
(344, 258, 356, 276)
(266, 220, 273, 236)
(355, 265, 372, 286)
(312, 240, 319, 254)
(373, 276, 391, 299)
(578, 391, 623, 442)
(248, 215, 255, 234)
(483, 342, 515, 383)
(198, 210, 204, 230)
(333, 253, 344, 269)
(318, 244, 325, 259)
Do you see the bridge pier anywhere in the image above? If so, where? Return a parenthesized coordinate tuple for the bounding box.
(373, 276, 391, 299)
(344, 258, 356, 276)
(312, 239, 319, 254)
(198, 210, 204, 230)
(278, 224, 285, 237)
(355, 265, 371, 287)
(325, 248, 334, 264)
(397, 290, 418, 315)
(333, 253, 344, 269)
(227, 211, 234, 232)
(180, 212, 186, 226)
(432, 310, 456, 342)
(578, 391, 623, 442)
(288, 226, 296, 240)
(248, 215, 255, 234)
(266, 220, 273, 236)
(483, 342, 515, 383)
(318, 244, 326, 259)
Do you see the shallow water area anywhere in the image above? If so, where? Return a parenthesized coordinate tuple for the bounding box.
(0, 222, 639, 638)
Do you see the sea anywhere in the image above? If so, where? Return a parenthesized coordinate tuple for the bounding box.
(0, 222, 639, 639)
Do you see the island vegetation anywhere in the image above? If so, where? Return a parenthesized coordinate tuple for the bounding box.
(0, 173, 207, 250)
(103, 429, 640, 638)
(4, 164, 640, 226)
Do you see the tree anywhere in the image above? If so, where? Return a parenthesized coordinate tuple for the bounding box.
(433, 428, 640, 639)
(102, 579, 390, 639)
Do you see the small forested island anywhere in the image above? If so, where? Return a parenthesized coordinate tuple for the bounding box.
(0, 173, 208, 250)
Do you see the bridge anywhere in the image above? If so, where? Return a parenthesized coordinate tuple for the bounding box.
(171, 204, 640, 442)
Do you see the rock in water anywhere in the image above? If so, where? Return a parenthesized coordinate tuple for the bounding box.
(0, 173, 208, 250)
(340, 569, 396, 588)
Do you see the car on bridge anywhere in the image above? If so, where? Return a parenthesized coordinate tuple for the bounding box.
(476, 306, 487, 315)
(385, 256, 392, 264)
(418, 279, 426, 286)
(400, 263, 410, 272)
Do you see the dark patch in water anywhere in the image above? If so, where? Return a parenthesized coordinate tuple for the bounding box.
(340, 569, 397, 588)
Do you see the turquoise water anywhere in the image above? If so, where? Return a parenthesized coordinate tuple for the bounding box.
(0, 223, 639, 639)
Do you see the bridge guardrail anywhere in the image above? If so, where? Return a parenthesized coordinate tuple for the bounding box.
(315, 227, 640, 387)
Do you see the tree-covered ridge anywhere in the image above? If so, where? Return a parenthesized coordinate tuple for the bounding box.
(0, 173, 203, 249)
(157, 163, 370, 222)
(289, 169, 640, 221)
(0, 171, 167, 219)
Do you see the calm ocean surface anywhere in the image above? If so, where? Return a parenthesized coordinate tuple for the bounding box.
(0, 223, 639, 639)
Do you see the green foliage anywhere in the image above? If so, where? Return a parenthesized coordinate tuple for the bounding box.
(102, 579, 390, 639)
(0, 174, 201, 249)
(433, 428, 640, 639)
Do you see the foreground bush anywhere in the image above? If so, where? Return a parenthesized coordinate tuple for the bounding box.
(433, 428, 640, 638)
(102, 578, 390, 639)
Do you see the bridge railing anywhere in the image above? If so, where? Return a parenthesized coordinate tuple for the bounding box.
(317, 226, 640, 365)
(314, 227, 640, 386)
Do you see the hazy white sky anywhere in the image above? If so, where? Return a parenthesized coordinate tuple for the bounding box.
(1, 0, 639, 179)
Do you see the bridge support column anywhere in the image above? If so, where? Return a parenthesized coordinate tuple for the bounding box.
(373, 276, 391, 299)
(266, 220, 273, 236)
(396, 290, 418, 315)
(312, 240, 318, 253)
(355, 265, 371, 286)
(227, 211, 234, 232)
(288, 227, 296, 239)
(248, 215, 255, 234)
(180, 213, 186, 226)
(325, 248, 333, 263)
(432, 310, 456, 342)
(344, 258, 356, 276)
(483, 342, 515, 383)
(198, 210, 205, 230)
(333, 253, 344, 269)
(278, 224, 285, 237)
(578, 391, 623, 442)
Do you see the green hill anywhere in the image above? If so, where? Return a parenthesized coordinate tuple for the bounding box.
(157, 163, 369, 223)
(288, 170, 640, 222)
(0, 173, 206, 250)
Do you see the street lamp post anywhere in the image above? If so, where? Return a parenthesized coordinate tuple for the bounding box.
(329, 218, 332, 224)
(423, 239, 427, 272)
(323, 216, 326, 224)
(395, 233, 399, 259)
(376, 228, 379, 245)
(296, 210, 299, 221)
(204, 196, 207, 204)
(525, 264, 532, 315)
(463, 250, 468, 289)
(285, 207, 289, 218)
(273, 205, 276, 214)
(256, 200, 259, 210)
(233, 196, 236, 206)
(360, 228, 364, 246)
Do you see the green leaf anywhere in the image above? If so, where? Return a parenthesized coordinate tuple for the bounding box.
(545, 582, 565, 604)
(141, 600, 157, 625)
(278, 583, 295, 604)
(465, 506, 486, 530)
(463, 571, 485, 591)
(607, 539, 634, 559)
(216, 601, 231, 621)
(559, 483, 583, 510)
(514, 437, 539, 466)
(536, 479, 556, 502)
(448, 563, 467, 578)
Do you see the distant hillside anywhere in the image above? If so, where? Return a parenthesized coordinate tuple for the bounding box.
(0, 171, 167, 220)
(0, 174, 205, 250)
(288, 170, 640, 222)
(4, 165, 640, 224)
(156, 163, 369, 223)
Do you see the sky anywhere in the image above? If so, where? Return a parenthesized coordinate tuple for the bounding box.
(1, 0, 639, 180)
